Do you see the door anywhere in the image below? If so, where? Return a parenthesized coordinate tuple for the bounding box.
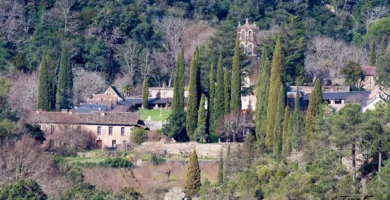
(96, 140, 102, 149)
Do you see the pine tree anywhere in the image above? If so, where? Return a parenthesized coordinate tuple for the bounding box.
(255, 48, 270, 148)
(184, 150, 201, 197)
(214, 54, 224, 133)
(56, 42, 73, 110)
(217, 149, 224, 185)
(142, 78, 148, 109)
(208, 63, 216, 136)
(266, 37, 283, 148)
(172, 51, 183, 114)
(272, 85, 285, 161)
(282, 106, 291, 157)
(370, 40, 376, 66)
(186, 49, 200, 140)
(197, 94, 206, 127)
(223, 68, 230, 113)
(230, 38, 241, 110)
(37, 56, 51, 111)
(290, 82, 305, 151)
(305, 79, 322, 140)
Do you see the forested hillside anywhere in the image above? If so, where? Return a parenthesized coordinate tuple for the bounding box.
(2, 0, 390, 199)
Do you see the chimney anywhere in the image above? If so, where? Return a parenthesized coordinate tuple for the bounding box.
(246, 18, 249, 24)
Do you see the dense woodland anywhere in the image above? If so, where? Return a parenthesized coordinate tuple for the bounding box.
(2, 0, 390, 199)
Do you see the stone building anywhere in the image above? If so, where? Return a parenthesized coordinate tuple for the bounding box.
(237, 18, 259, 56)
(27, 110, 140, 149)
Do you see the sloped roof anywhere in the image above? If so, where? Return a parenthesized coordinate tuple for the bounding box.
(27, 111, 139, 126)
(361, 66, 376, 76)
(110, 85, 125, 100)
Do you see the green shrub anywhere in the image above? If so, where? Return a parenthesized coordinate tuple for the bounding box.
(150, 154, 166, 166)
(131, 128, 147, 145)
(73, 157, 134, 168)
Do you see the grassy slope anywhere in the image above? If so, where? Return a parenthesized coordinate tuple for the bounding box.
(138, 108, 172, 121)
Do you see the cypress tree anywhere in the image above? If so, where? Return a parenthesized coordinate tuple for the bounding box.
(290, 82, 305, 151)
(273, 85, 285, 161)
(56, 42, 73, 110)
(223, 68, 230, 113)
(178, 49, 185, 111)
(214, 54, 224, 132)
(46, 51, 57, 110)
(197, 94, 206, 127)
(282, 106, 291, 157)
(142, 78, 148, 109)
(370, 40, 376, 66)
(172, 51, 183, 114)
(184, 150, 201, 197)
(230, 38, 241, 110)
(186, 49, 200, 140)
(380, 35, 387, 56)
(217, 149, 224, 185)
(37, 56, 51, 111)
(255, 48, 270, 148)
(305, 79, 322, 140)
(224, 145, 231, 180)
(208, 63, 216, 136)
(266, 37, 283, 148)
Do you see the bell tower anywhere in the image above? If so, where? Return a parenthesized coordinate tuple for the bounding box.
(237, 18, 259, 57)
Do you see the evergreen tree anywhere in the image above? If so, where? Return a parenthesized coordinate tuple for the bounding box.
(214, 54, 224, 133)
(37, 56, 51, 111)
(208, 63, 216, 137)
(282, 106, 291, 157)
(217, 149, 224, 185)
(223, 68, 230, 113)
(197, 94, 206, 127)
(255, 48, 270, 149)
(224, 145, 231, 180)
(45, 50, 57, 109)
(172, 50, 184, 114)
(56, 42, 73, 110)
(186, 49, 200, 140)
(142, 78, 148, 109)
(230, 38, 241, 110)
(305, 79, 323, 140)
(184, 150, 201, 197)
(380, 35, 387, 56)
(290, 82, 305, 151)
(273, 85, 285, 161)
(266, 37, 283, 148)
(178, 50, 185, 111)
(370, 40, 376, 66)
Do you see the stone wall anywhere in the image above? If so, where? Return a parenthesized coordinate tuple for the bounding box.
(137, 142, 239, 159)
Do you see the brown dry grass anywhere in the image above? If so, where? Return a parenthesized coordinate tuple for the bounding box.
(83, 161, 218, 195)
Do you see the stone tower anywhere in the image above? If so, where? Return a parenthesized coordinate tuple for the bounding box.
(237, 18, 259, 57)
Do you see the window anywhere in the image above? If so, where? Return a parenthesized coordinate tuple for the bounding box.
(112, 140, 116, 147)
(247, 43, 253, 56)
(97, 126, 101, 135)
(240, 30, 246, 40)
(335, 99, 342, 104)
(248, 30, 253, 41)
(121, 127, 125, 136)
(123, 140, 127, 144)
(109, 127, 113, 135)
(50, 125, 54, 134)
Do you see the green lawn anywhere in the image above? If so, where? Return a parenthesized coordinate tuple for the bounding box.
(63, 156, 107, 164)
(138, 108, 171, 121)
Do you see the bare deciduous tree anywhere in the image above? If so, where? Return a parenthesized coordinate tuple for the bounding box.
(0, 0, 25, 41)
(73, 69, 107, 105)
(305, 36, 369, 83)
(153, 16, 187, 87)
(118, 39, 140, 84)
(50, 0, 78, 33)
(218, 110, 253, 142)
(8, 71, 38, 113)
(364, 7, 389, 29)
(181, 22, 215, 60)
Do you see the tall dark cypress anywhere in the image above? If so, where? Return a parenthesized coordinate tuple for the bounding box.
(255, 48, 270, 147)
(214, 54, 224, 132)
(272, 85, 285, 161)
(282, 106, 291, 157)
(197, 94, 206, 127)
(223, 68, 230, 113)
(305, 79, 322, 140)
(172, 50, 184, 114)
(208, 63, 216, 136)
(184, 150, 201, 197)
(178, 49, 185, 111)
(266, 37, 283, 148)
(380, 35, 387, 56)
(56, 42, 73, 110)
(142, 78, 149, 109)
(290, 81, 305, 151)
(186, 48, 200, 140)
(370, 40, 376, 66)
(230, 38, 241, 110)
(37, 56, 51, 111)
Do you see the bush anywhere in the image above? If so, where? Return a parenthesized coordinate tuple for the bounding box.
(132, 128, 147, 145)
(73, 157, 134, 168)
(150, 154, 166, 166)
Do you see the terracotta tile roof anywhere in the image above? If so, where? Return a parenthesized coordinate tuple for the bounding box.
(27, 111, 140, 126)
(361, 66, 376, 76)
